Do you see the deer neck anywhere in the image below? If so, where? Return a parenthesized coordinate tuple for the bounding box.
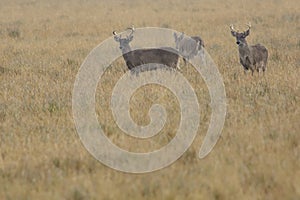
(238, 43, 250, 58)
(122, 45, 132, 54)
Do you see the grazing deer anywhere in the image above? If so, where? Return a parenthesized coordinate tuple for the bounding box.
(113, 26, 180, 74)
(174, 32, 205, 65)
(230, 23, 268, 75)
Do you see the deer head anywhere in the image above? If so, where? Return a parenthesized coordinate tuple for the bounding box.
(173, 32, 185, 49)
(113, 25, 135, 53)
(230, 23, 251, 47)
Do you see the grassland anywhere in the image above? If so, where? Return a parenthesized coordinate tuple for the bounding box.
(0, 0, 299, 199)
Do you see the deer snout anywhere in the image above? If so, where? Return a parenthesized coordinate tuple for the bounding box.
(236, 41, 240, 45)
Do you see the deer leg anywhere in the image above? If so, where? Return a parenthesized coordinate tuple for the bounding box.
(243, 66, 248, 75)
(262, 64, 266, 76)
(183, 57, 187, 66)
(176, 58, 181, 70)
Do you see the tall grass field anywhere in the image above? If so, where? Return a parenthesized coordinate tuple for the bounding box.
(0, 0, 299, 199)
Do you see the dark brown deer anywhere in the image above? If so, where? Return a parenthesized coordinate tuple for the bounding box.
(230, 23, 268, 75)
(113, 26, 180, 74)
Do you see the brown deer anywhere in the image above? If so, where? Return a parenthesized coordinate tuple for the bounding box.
(230, 23, 268, 75)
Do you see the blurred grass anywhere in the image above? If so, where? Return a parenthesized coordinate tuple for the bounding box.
(0, 0, 299, 199)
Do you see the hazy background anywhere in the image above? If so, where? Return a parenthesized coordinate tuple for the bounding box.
(0, 0, 299, 199)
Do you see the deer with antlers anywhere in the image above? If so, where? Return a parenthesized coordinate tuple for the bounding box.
(113, 26, 180, 74)
(230, 23, 268, 76)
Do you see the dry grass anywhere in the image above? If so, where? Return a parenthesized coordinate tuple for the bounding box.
(0, 0, 299, 199)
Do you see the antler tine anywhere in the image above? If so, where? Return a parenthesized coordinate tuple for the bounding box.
(126, 24, 134, 39)
(246, 22, 251, 30)
(113, 31, 118, 35)
(126, 24, 135, 31)
(230, 24, 237, 32)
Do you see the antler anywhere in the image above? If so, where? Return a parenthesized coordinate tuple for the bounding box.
(230, 24, 238, 33)
(127, 24, 135, 31)
(126, 25, 135, 38)
(246, 22, 251, 29)
(113, 25, 134, 41)
(245, 22, 251, 31)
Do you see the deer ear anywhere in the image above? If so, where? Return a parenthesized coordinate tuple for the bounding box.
(128, 35, 133, 42)
(231, 31, 237, 37)
(198, 40, 204, 49)
(114, 36, 120, 42)
(243, 29, 250, 37)
(113, 31, 120, 42)
(179, 32, 184, 40)
(174, 32, 178, 40)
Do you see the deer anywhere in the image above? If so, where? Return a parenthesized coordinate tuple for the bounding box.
(230, 23, 268, 76)
(174, 32, 205, 65)
(113, 26, 180, 74)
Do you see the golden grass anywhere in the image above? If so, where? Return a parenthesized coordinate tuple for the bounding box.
(0, 0, 299, 199)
